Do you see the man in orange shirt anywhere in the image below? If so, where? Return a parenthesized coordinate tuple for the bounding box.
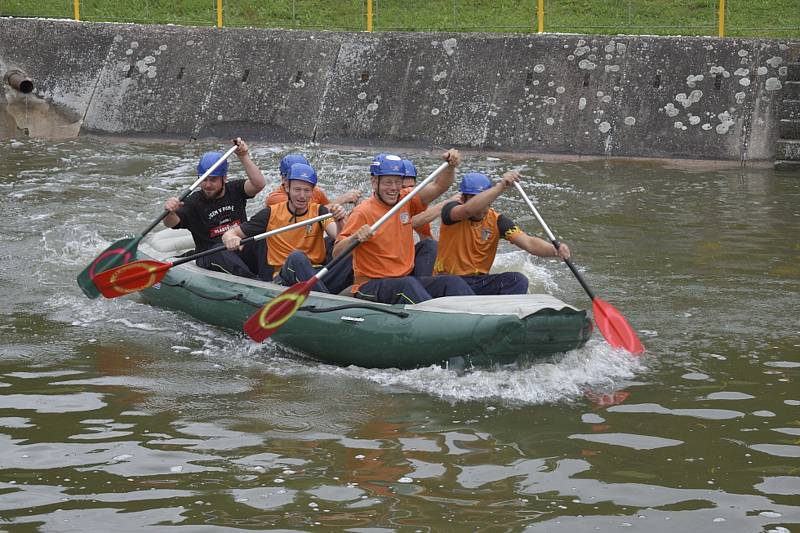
(433, 170, 571, 295)
(266, 154, 361, 208)
(222, 163, 352, 294)
(401, 159, 461, 277)
(401, 159, 436, 277)
(333, 152, 474, 304)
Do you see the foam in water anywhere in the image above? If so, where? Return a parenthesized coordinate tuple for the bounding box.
(42, 227, 111, 267)
(250, 340, 645, 406)
(491, 249, 560, 293)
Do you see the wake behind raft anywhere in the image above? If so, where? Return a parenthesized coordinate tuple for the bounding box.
(131, 229, 592, 369)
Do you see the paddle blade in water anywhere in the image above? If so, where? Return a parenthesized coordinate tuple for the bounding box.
(76, 237, 140, 298)
(592, 297, 645, 355)
(93, 259, 171, 299)
(585, 390, 631, 408)
(244, 279, 317, 342)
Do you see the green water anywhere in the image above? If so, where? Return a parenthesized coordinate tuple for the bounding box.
(0, 137, 798, 531)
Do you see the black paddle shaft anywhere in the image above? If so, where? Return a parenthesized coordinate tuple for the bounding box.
(554, 241, 596, 301)
(168, 212, 334, 269)
(139, 145, 239, 238)
(514, 182, 597, 301)
(139, 186, 195, 237)
(323, 237, 359, 273)
(169, 233, 259, 268)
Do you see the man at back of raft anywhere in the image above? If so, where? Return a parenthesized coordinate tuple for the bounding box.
(266, 153, 362, 208)
(333, 151, 474, 304)
(433, 170, 571, 295)
(163, 138, 266, 278)
(221, 162, 352, 294)
(401, 158, 461, 277)
(401, 159, 436, 277)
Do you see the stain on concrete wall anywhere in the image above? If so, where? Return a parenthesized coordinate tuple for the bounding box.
(0, 18, 797, 161)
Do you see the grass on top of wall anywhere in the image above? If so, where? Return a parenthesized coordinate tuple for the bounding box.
(1, 0, 798, 38)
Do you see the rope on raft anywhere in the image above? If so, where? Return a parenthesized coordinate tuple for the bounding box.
(158, 279, 409, 318)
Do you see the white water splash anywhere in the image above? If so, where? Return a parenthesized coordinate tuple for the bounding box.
(257, 341, 644, 406)
(492, 250, 559, 293)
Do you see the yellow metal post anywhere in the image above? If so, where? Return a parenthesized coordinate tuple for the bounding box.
(537, 0, 544, 33)
(367, 0, 373, 32)
(73, 0, 80, 21)
(718, 0, 725, 37)
(216, 0, 223, 28)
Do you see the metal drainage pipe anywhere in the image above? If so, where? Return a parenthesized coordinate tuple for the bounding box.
(4, 69, 34, 94)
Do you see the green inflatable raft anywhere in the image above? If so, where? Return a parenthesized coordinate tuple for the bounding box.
(136, 230, 593, 369)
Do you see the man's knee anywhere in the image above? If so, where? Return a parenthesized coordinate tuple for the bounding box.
(284, 250, 305, 265)
(444, 276, 475, 296)
(422, 275, 474, 297)
(198, 250, 256, 279)
(502, 272, 529, 294)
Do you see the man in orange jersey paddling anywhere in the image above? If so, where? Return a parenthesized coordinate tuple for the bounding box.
(266, 153, 362, 208)
(433, 170, 570, 295)
(333, 151, 474, 304)
(222, 162, 352, 293)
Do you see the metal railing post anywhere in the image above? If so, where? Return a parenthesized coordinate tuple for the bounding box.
(216, 0, 223, 28)
(718, 0, 726, 37)
(367, 0, 373, 32)
(537, 0, 544, 33)
(73, 0, 80, 21)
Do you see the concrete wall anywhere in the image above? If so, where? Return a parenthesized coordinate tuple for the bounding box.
(1, 18, 798, 161)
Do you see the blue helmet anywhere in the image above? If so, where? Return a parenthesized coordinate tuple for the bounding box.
(370, 153, 405, 177)
(402, 159, 417, 178)
(197, 151, 229, 177)
(279, 154, 310, 177)
(459, 172, 492, 195)
(287, 163, 317, 186)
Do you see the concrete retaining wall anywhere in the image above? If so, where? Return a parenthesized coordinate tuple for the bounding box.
(1, 18, 798, 161)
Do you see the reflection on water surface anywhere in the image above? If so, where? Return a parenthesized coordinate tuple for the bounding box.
(0, 138, 798, 530)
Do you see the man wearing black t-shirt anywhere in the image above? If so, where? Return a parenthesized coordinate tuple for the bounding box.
(163, 138, 266, 278)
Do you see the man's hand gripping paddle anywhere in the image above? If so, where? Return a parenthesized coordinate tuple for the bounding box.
(92, 213, 333, 298)
(76, 145, 238, 298)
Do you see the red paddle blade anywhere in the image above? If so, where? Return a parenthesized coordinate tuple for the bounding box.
(244, 279, 317, 342)
(585, 390, 631, 408)
(76, 237, 139, 298)
(592, 297, 645, 355)
(93, 259, 171, 298)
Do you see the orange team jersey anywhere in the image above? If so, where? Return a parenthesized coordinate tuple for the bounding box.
(415, 221, 433, 239)
(336, 192, 427, 291)
(239, 201, 329, 273)
(402, 186, 433, 239)
(267, 185, 330, 207)
(433, 202, 524, 276)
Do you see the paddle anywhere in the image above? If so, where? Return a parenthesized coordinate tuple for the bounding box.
(514, 181, 644, 355)
(76, 145, 239, 299)
(92, 213, 334, 298)
(244, 161, 451, 342)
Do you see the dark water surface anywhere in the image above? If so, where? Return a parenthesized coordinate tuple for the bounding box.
(1, 137, 798, 531)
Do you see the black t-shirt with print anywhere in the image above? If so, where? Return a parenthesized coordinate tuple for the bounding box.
(175, 179, 253, 251)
